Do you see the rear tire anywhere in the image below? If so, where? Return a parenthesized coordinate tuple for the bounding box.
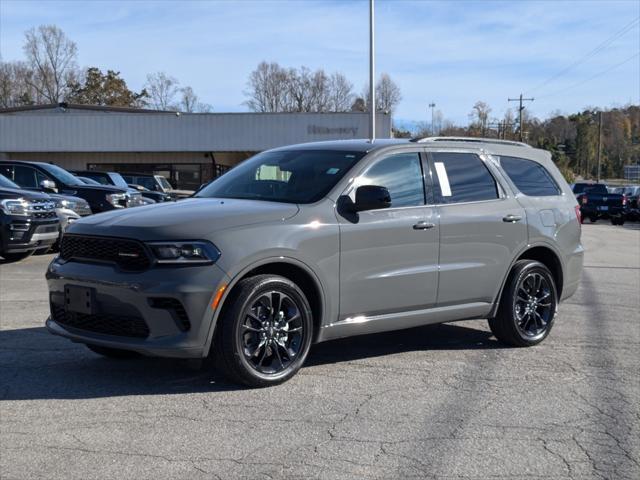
(588, 216, 597, 223)
(489, 260, 558, 347)
(86, 344, 140, 359)
(213, 274, 313, 387)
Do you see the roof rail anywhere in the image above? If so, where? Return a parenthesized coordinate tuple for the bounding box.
(409, 136, 532, 148)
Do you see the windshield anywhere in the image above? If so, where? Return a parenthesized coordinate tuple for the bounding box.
(110, 173, 130, 189)
(156, 176, 173, 190)
(40, 163, 84, 186)
(0, 174, 20, 189)
(196, 149, 365, 204)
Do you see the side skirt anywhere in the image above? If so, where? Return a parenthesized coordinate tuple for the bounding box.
(317, 302, 493, 343)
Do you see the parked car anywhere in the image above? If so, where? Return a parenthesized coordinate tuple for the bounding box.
(613, 185, 640, 221)
(46, 138, 583, 387)
(571, 183, 625, 225)
(120, 173, 193, 199)
(127, 183, 170, 203)
(0, 161, 131, 213)
(1, 180, 59, 262)
(71, 170, 161, 204)
(0, 174, 91, 252)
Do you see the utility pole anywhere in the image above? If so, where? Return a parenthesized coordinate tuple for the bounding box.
(508, 94, 534, 142)
(596, 110, 603, 182)
(368, 0, 375, 142)
(428, 102, 436, 135)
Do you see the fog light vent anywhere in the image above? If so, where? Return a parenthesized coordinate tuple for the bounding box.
(148, 298, 191, 332)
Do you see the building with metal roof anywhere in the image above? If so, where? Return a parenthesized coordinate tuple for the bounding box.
(0, 103, 391, 189)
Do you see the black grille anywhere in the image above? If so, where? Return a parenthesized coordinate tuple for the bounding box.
(60, 235, 151, 271)
(149, 298, 191, 331)
(51, 303, 150, 338)
(34, 211, 58, 219)
(31, 199, 57, 219)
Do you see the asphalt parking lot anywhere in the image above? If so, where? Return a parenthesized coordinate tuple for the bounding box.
(1, 223, 639, 480)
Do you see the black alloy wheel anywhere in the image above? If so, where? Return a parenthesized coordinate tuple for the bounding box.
(489, 260, 558, 347)
(513, 271, 554, 340)
(214, 275, 313, 387)
(240, 290, 305, 375)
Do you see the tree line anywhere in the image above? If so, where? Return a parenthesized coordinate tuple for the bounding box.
(405, 101, 640, 181)
(243, 61, 402, 114)
(0, 25, 212, 112)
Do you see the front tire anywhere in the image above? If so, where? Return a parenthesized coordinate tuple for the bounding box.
(213, 275, 313, 387)
(489, 260, 558, 347)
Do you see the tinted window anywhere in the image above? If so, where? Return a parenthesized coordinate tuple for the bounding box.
(82, 172, 110, 185)
(360, 153, 425, 208)
(39, 163, 84, 186)
(13, 165, 40, 188)
(500, 156, 561, 196)
(197, 150, 365, 204)
(432, 152, 498, 203)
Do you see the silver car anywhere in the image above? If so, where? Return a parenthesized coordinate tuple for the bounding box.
(46, 138, 583, 387)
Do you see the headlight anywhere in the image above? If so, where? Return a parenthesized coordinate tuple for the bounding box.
(54, 199, 77, 210)
(147, 241, 221, 265)
(0, 198, 31, 216)
(106, 193, 127, 208)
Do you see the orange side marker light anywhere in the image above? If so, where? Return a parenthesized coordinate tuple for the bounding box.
(211, 284, 227, 310)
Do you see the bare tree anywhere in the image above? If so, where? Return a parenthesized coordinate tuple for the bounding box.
(310, 69, 330, 112)
(327, 72, 354, 112)
(362, 73, 402, 113)
(469, 101, 492, 136)
(179, 86, 212, 112)
(285, 66, 313, 112)
(145, 72, 179, 110)
(0, 60, 40, 107)
(244, 61, 291, 112)
(22, 25, 78, 103)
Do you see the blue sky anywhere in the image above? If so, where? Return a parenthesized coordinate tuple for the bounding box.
(1, 0, 638, 127)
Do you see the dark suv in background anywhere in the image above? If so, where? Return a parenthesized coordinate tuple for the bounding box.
(72, 170, 170, 203)
(120, 173, 193, 199)
(1, 181, 59, 261)
(0, 161, 131, 213)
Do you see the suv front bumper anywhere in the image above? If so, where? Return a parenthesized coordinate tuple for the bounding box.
(1, 218, 60, 253)
(45, 258, 230, 358)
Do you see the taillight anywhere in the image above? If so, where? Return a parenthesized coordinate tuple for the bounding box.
(581, 196, 588, 205)
(575, 205, 582, 224)
(622, 195, 627, 206)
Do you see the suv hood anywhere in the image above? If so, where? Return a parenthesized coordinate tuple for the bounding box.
(0, 186, 51, 201)
(68, 198, 299, 240)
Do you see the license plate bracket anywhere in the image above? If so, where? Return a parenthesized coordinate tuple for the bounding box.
(64, 285, 95, 315)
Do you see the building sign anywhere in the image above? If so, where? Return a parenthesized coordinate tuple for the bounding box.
(307, 125, 359, 136)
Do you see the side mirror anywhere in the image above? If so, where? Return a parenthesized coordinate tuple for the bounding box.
(353, 185, 392, 212)
(40, 179, 57, 193)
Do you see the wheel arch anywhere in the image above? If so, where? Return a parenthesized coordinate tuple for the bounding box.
(203, 257, 326, 356)
(490, 244, 564, 318)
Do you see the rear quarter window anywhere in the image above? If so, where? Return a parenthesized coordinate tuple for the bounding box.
(500, 156, 561, 197)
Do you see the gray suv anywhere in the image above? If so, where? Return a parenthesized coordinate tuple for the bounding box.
(46, 138, 584, 387)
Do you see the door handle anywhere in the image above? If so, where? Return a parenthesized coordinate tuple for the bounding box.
(413, 221, 435, 230)
(503, 214, 523, 223)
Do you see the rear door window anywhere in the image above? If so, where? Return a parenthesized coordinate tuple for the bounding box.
(500, 156, 561, 196)
(431, 152, 498, 204)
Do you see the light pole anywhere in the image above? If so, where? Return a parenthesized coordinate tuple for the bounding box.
(368, 0, 375, 142)
(428, 102, 436, 135)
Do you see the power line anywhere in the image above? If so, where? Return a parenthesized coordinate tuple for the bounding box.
(508, 94, 534, 142)
(526, 16, 640, 94)
(535, 51, 640, 99)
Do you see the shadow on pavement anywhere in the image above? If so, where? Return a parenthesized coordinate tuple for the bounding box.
(0, 322, 499, 401)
